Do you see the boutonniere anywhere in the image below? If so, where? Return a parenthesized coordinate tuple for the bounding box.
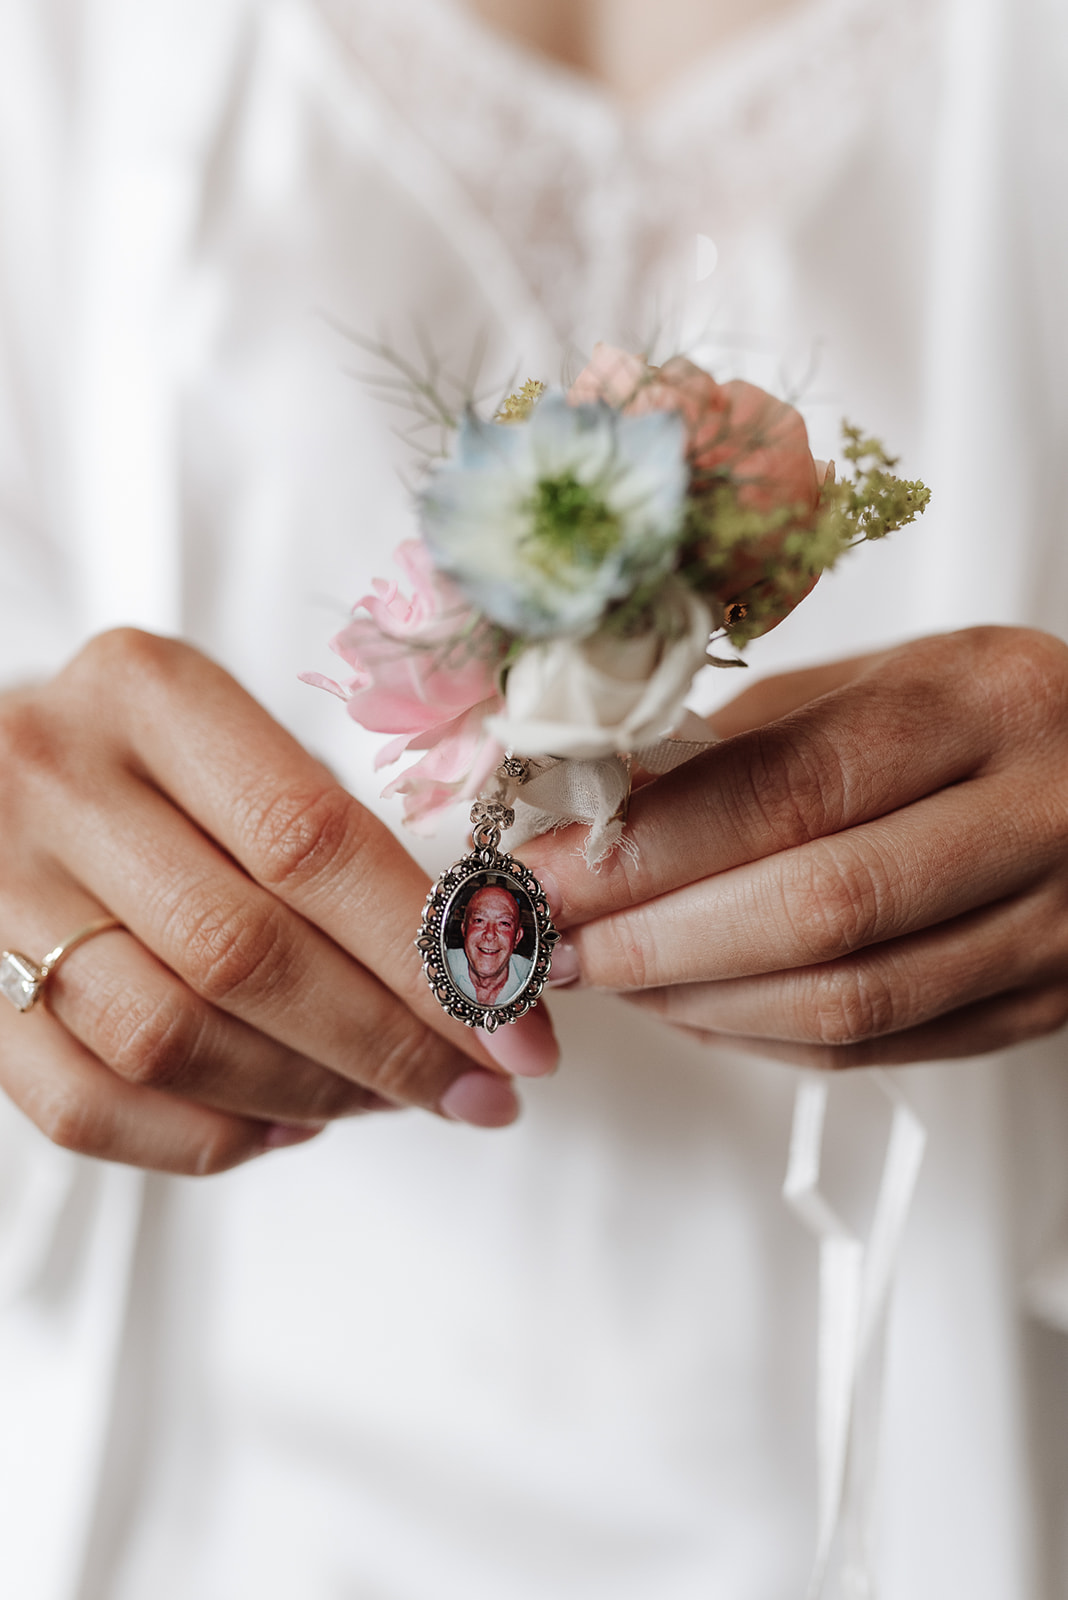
(304, 344, 929, 1029)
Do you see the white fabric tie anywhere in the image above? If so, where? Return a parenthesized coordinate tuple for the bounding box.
(505, 716, 718, 864)
(784, 1072, 927, 1598)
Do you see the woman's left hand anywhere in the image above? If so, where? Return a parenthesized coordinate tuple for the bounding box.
(521, 626, 1068, 1069)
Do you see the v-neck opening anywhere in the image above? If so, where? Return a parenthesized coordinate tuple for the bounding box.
(308, 0, 934, 344)
(413, 0, 881, 135)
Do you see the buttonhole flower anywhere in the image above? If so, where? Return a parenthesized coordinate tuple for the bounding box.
(419, 392, 689, 639)
(487, 584, 715, 761)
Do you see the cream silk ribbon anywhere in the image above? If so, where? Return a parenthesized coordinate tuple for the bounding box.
(784, 1072, 927, 1598)
(504, 714, 718, 864)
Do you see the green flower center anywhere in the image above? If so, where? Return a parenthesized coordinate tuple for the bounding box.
(523, 473, 622, 579)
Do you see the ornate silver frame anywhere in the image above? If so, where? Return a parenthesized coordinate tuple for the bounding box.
(416, 840, 559, 1031)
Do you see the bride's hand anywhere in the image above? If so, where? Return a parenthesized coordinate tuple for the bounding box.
(0, 630, 557, 1173)
(524, 627, 1068, 1068)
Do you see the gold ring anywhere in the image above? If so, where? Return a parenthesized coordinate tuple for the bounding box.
(0, 917, 125, 1013)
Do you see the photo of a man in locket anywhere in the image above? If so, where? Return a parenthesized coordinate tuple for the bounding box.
(445, 876, 535, 1008)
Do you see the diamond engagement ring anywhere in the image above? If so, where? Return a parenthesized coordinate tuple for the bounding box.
(0, 917, 125, 1013)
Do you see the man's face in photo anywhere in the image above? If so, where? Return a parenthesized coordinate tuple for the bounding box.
(463, 886, 521, 984)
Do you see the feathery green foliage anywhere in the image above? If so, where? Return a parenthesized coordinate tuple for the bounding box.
(688, 421, 930, 648)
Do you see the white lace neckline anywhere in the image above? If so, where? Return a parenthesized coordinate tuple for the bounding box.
(408, 0, 882, 133)
(313, 0, 935, 343)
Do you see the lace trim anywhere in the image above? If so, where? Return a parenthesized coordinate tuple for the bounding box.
(312, 0, 937, 343)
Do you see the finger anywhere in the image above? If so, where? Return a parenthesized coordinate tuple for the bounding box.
(521, 630, 1004, 927)
(75, 631, 557, 1076)
(623, 884, 1068, 1045)
(0, 1000, 286, 1175)
(629, 653, 888, 788)
(4, 868, 384, 1124)
(706, 650, 888, 739)
(651, 983, 1068, 1070)
(42, 916, 391, 1124)
(44, 771, 519, 1122)
(565, 769, 1058, 990)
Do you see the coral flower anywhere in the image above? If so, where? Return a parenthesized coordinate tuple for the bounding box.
(569, 344, 831, 636)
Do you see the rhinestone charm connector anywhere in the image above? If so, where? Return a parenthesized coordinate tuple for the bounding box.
(469, 799, 516, 834)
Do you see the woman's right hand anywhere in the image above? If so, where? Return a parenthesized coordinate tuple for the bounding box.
(0, 630, 558, 1174)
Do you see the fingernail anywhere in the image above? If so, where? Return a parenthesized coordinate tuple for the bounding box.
(547, 939, 581, 988)
(262, 1122, 327, 1150)
(439, 1070, 521, 1128)
(478, 1010, 559, 1078)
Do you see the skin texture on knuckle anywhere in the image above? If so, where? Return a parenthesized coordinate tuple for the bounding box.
(179, 894, 295, 1008)
(780, 839, 888, 966)
(808, 963, 901, 1047)
(946, 628, 1068, 847)
(953, 626, 1068, 746)
(362, 1011, 465, 1106)
(0, 690, 66, 806)
(29, 1080, 111, 1158)
(236, 778, 362, 899)
(68, 627, 187, 697)
(583, 908, 655, 989)
(101, 991, 206, 1093)
(735, 722, 847, 856)
(55, 629, 203, 770)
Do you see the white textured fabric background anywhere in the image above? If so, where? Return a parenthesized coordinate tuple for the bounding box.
(1, 0, 1067, 1595)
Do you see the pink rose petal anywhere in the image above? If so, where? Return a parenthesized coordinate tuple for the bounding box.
(304, 540, 508, 830)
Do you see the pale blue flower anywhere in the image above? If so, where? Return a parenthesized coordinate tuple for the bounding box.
(419, 393, 688, 637)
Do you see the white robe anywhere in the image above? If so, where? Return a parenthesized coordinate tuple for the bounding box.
(1, 0, 1068, 1595)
